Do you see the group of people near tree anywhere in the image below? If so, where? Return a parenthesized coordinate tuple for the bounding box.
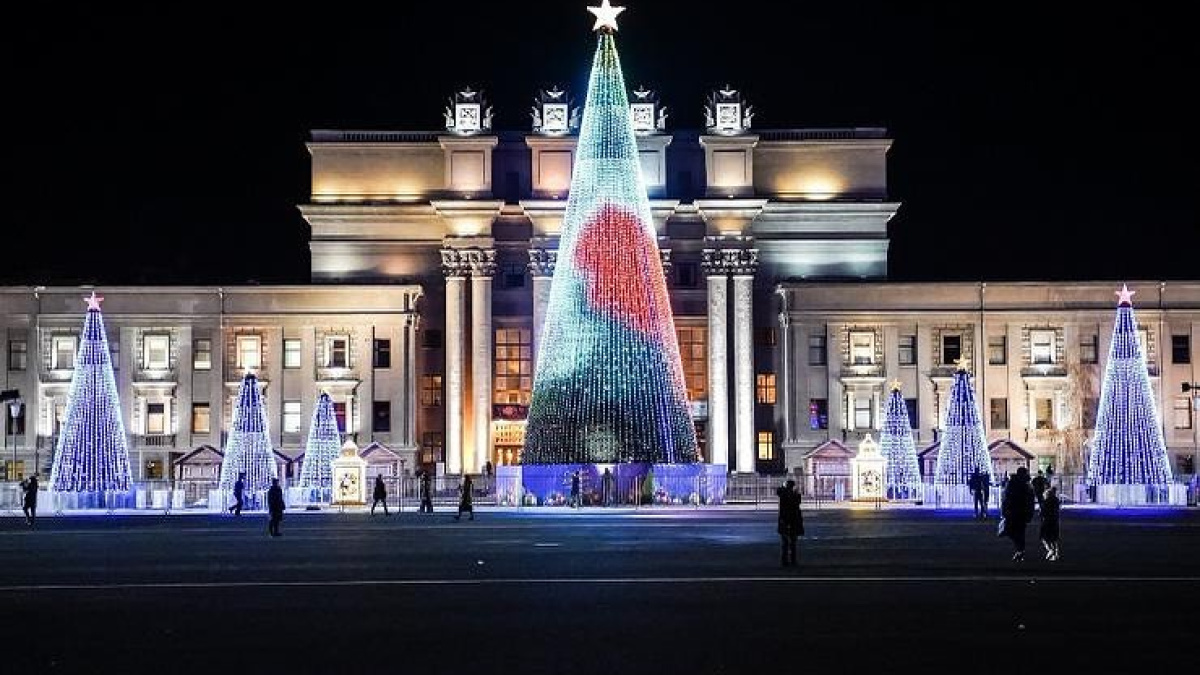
(986, 466, 1061, 562)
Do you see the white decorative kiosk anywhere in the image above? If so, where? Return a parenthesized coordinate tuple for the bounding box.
(331, 440, 367, 506)
(851, 434, 888, 501)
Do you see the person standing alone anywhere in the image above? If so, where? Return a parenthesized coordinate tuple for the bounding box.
(776, 479, 804, 567)
(20, 474, 39, 527)
(454, 475, 474, 521)
(229, 472, 246, 516)
(419, 471, 434, 514)
(570, 471, 581, 509)
(267, 478, 285, 537)
(371, 475, 390, 516)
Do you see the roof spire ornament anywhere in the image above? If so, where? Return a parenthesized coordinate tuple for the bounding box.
(84, 291, 104, 311)
(1115, 283, 1136, 306)
(587, 0, 625, 32)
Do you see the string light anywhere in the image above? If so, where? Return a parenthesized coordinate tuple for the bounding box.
(218, 372, 278, 492)
(880, 385, 922, 499)
(934, 363, 993, 485)
(297, 392, 340, 490)
(50, 292, 133, 493)
(523, 26, 697, 464)
(1088, 286, 1173, 485)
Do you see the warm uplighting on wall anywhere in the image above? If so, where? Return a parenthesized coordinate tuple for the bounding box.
(782, 173, 845, 201)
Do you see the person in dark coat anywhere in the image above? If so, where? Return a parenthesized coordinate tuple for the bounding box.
(1001, 466, 1036, 561)
(1040, 486, 1062, 561)
(979, 470, 992, 519)
(570, 471, 581, 509)
(968, 467, 984, 520)
(229, 472, 246, 516)
(454, 475, 474, 521)
(776, 479, 804, 567)
(601, 468, 615, 507)
(267, 478, 285, 537)
(419, 471, 433, 514)
(21, 475, 39, 526)
(371, 475, 390, 516)
(1031, 470, 1049, 509)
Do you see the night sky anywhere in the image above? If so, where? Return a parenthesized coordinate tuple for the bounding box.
(8, 2, 1196, 286)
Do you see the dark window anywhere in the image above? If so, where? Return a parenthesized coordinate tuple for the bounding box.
(808, 335, 827, 366)
(808, 399, 828, 430)
(422, 330, 444, 349)
(898, 335, 916, 366)
(988, 336, 1007, 365)
(373, 339, 392, 369)
(1082, 398, 1100, 429)
(942, 335, 962, 365)
(755, 327, 777, 347)
(990, 398, 1009, 430)
(1171, 335, 1191, 364)
(373, 401, 391, 432)
(904, 399, 919, 430)
(502, 263, 526, 289)
(333, 402, 347, 433)
(505, 171, 521, 203)
(1080, 334, 1099, 364)
(8, 339, 28, 371)
(676, 262, 698, 288)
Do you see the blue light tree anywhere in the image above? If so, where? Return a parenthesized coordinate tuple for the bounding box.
(1088, 285, 1173, 485)
(934, 359, 993, 485)
(49, 292, 133, 493)
(218, 372, 277, 492)
(880, 382, 922, 499)
(522, 2, 697, 464)
(297, 392, 340, 491)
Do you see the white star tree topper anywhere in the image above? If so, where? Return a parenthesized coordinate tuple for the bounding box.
(84, 291, 104, 311)
(588, 0, 625, 32)
(1115, 283, 1136, 306)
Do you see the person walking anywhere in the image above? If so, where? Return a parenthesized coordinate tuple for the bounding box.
(1031, 470, 1049, 509)
(371, 475, 390, 516)
(968, 467, 984, 520)
(454, 475, 474, 521)
(1000, 466, 1036, 561)
(601, 468, 614, 507)
(570, 471, 581, 509)
(776, 479, 804, 567)
(1040, 486, 1062, 561)
(267, 478, 285, 537)
(979, 469, 992, 519)
(419, 471, 434, 514)
(20, 474, 39, 527)
(229, 472, 246, 516)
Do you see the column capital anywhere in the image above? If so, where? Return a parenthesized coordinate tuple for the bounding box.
(466, 248, 497, 278)
(702, 247, 759, 276)
(659, 248, 672, 275)
(441, 248, 471, 279)
(527, 248, 558, 277)
(442, 247, 496, 278)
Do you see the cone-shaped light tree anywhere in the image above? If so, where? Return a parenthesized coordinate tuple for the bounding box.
(218, 372, 278, 492)
(934, 358, 993, 485)
(880, 381, 922, 499)
(50, 292, 133, 493)
(523, 2, 697, 464)
(1088, 285, 1173, 485)
(298, 392, 341, 489)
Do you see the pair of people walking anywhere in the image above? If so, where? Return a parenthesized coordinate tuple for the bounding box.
(968, 467, 991, 519)
(999, 466, 1061, 561)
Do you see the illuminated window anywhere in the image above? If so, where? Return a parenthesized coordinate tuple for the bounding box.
(52, 336, 76, 370)
(755, 373, 776, 405)
(146, 403, 166, 435)
(421, 375, 444, 407)
(325, 336, 349, 368)
(988, 335, 1006, 365)
(283, 401, 302, 433)
(143, 334, 170, 370)
(809, 399, 828, 430)
(675, 326, 707, 401)
(898, 335, 916, 366)
(1173, 397, 1193, 430)
(853, 396, 874, 430)
(421, 432, 444, 464)
(990, 398, 1008, 430)
(493, 328, 533, 406)
(236, 335, 261, 370)
(1031, 330, 1056, 365)
(756, 430, 775, 460)
(193, 339, 212, 370)
(284, 339, 301, 369)
(849, 331, 874, 365)
(1034, 397, 1054, 430)
(7, 340, 27, 371)
(192, 403, 210, 434)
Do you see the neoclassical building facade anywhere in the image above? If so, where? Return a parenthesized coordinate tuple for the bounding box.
(2, 88, 1197, 482)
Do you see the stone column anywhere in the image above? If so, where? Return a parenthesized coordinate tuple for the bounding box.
(441, 250, 469, 475)
(730, 249, 759, 473)
(528, 249, 556, 378)
(777, 289, 792, 444)
(404, 313, 419, 450)
(702, 249, 729, 469)
(469, 250, 496, 474)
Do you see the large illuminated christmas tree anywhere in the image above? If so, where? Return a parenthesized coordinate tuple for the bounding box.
(880, 382, 922, 499)
(50, 292, 133, 493)
(934, 359, 993, 485)
(218, 372, 277, 492)
(523, 2, 697, 464)
(1088, 285, 1173, 485)
(297, 392, 340, 490)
